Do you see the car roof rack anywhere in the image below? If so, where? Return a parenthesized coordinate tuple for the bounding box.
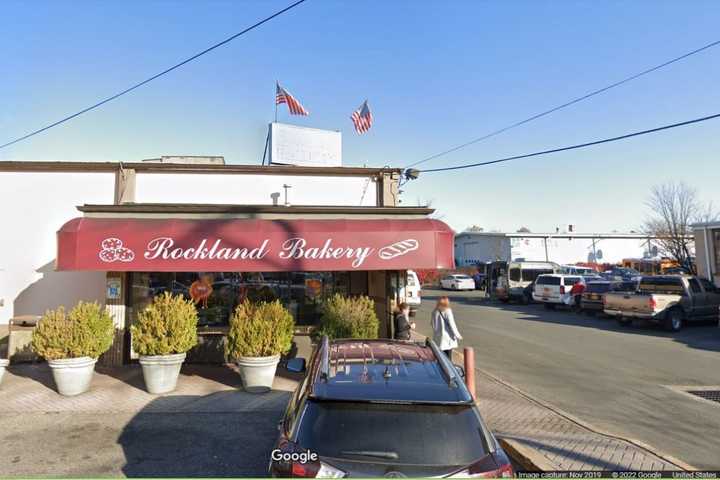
(425, 337, 459, 388)
(319, 335, 330, 382)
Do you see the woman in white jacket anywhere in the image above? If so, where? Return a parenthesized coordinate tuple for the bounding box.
(431, 296, 463, 358)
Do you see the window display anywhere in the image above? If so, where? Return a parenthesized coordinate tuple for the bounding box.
(129, 271, 359, 327)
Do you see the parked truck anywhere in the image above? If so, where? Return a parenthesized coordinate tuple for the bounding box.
(603, 275, 720, 331)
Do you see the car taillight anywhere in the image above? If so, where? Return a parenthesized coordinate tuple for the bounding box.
(271, 440, 345, 478)
(447, 453, 514, 478)
(648, 297, 656, 310)
(476, 463, 514, 478)
(560, 286, 565, 294)
(290, 461, 345, 478)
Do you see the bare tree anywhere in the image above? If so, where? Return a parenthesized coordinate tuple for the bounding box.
(643, 182, 718, 274)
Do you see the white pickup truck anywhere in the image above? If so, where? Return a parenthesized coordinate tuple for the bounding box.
(603, 275, 720, 331)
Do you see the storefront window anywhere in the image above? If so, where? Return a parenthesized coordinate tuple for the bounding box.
(129, 271, 358, 327)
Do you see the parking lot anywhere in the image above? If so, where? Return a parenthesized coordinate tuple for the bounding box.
(414, 288, 720, 470)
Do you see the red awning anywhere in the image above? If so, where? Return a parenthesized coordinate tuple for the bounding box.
(57, 217, 454, 272)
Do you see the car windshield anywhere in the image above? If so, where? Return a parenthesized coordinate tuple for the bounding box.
(296, 401, 489, 466)
(522, 268, 554, 282)
(536, 276, 561, 285)
(615, 282, 637, 292)
(639, 277, 685, 294)
(454, 275, 472, 280)
(586, 283, 611, 293)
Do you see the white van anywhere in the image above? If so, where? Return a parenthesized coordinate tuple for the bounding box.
(404, 270, 421, 316)
(496, 261, 560, 303)
(560, 265, 596, 276)
(532, 274, 583, 308)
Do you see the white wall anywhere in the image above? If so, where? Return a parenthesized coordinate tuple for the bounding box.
(510, 237, 651, 264)
(456, 234, 658, 266)
(135, 173, 377, 206)
(0, 172, 115, 324)
(0, 168, 381, 324)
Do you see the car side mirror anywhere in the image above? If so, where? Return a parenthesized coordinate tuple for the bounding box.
(453, 364, 466, 379)
(286, 358, 306, 373)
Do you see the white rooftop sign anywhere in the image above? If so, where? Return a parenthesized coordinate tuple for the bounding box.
(269, 122, 342, 167)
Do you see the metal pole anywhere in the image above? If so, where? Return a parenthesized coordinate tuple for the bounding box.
(703, 227, 713, 280)
(464, 347, 476, 401)
(261, 128, 270, 166)
(592, 238, 598, 264)
(274, 81, 278, 123)
(544, 237, 549, 262)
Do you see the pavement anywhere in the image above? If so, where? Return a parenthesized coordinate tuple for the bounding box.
(415, 288, 720, 470)
(0, 364, 296, 477)
(2, 293, 719, 475)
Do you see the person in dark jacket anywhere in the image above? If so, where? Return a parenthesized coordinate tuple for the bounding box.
(394, 302, 415, 340)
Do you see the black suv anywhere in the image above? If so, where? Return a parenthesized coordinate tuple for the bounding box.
(269, 337, 513, 478)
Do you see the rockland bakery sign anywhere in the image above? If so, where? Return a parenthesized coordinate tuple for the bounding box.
(56, 218, 454, 272)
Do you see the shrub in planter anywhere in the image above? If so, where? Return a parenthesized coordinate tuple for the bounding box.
(225, 300, 294, 393)
(31, 302, 114, 396)
(131, 292, 198, 394)
(317, 294, 379, 340)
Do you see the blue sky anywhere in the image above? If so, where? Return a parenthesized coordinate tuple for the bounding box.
(2, 0, 719, 233)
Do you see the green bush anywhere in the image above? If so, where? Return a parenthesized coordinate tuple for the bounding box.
(131, 292, 198, 356)
(31, 302, 115, 360)
(317, 294, 379, 340)
(225, 300, 294, 359)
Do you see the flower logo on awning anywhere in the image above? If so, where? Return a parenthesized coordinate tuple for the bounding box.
(99, 237, 135, 263)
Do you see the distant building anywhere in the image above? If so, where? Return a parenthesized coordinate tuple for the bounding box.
(455, 231, 674, 267)
(692, 221, 720, 284)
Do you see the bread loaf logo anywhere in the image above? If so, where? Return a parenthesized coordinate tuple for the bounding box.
(98, 238, 135, 263)
(378, 239, 419, 260)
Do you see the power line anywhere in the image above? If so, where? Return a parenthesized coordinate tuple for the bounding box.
(0, 0, 308, 151)
(404, 39, 720, 169)
(419, 112, 720, 173)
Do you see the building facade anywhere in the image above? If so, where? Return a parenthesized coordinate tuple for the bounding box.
(693, 221, 720, 284)
(455, 231, 672, 267)
(0, 159, 454, 364)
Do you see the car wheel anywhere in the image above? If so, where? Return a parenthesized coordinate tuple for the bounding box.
(544, 303, 555, 310)
(499, 298, 509, 304)
(664, 308, 684, 332)
(521, 293, 531, 305)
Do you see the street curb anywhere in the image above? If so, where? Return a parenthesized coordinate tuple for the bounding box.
(498, 437, 559, 472)
(472, 365, 698, 472)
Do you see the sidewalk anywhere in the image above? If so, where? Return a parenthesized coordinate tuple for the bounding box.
(0, 364, 297, 477)
(474, 366, 687, 471)
(0, 353, 692, 474)
(0, 363, 297, 413)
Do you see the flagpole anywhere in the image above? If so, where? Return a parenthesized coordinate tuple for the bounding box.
(274, 80, 278, 123)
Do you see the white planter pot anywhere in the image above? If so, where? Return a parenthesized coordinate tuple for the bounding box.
(139, 353, 186, 394)
(48, 357, 97, 396)
(236, 354, 280, 393)
(0, 359, 9, 386)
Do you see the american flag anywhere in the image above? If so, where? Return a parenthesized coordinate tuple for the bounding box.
(351, 100, 373, 134)
(275, 82, 309, 116)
